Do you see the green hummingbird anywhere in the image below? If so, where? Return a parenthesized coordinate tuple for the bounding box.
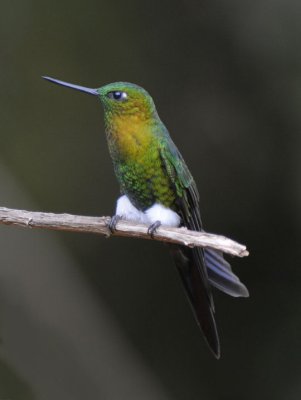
(43, 76, 249, 358)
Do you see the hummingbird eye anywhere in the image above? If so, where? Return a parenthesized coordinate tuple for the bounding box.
(107, 91, 128, 101)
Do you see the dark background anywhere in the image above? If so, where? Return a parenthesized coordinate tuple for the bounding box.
(0, 1, 300, 399)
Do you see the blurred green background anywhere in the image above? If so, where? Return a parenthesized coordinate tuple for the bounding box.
(0, 0, 300, 399)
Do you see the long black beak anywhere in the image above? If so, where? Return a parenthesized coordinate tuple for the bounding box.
(42, 76, 99, 96)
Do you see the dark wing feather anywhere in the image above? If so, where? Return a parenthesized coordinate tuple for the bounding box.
(160, 136, 249, 298)
(160, 139, 220, 358)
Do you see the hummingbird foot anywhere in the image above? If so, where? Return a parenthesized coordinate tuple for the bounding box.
(108, 215, 122, 234)
(147, 220, 161, 238)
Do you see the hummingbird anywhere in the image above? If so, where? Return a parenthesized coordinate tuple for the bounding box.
(43, 76, 249, 358)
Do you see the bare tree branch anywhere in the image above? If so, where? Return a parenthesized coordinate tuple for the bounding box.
(0, 206, 249, 257)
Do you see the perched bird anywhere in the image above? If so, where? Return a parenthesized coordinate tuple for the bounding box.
(43, 76, 249, 358)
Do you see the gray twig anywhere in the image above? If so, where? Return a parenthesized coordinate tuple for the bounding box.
(0, 206, 249, 257)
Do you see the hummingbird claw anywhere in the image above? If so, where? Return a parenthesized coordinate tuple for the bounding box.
(147, 220, 161, 238)
(108, 215, 122, 234)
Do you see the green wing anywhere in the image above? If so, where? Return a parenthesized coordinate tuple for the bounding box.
(159, 138, 220, 358)
(159, 138, 201, 229)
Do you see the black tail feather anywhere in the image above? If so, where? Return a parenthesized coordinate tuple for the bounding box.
(204, 249, 249, 298)
(170, 244, 220, 359)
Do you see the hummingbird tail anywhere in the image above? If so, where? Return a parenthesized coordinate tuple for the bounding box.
(204, 249, 249, 298)
(170, 244, 220, 359)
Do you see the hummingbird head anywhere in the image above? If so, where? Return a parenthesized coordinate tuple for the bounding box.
(43, 77, 156, 119)
(98, 82, 155, 118)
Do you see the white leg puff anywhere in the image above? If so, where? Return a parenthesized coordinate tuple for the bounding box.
(115, 195, 148, 224)
(145, 203, 181, 227)
(115, 196, 181, 228)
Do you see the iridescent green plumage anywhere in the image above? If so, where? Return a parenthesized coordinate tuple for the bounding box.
(100, 83, 184, 211)
(44, 76, 249, 359)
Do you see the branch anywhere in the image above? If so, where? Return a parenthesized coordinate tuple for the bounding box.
(0, 206, 249, 257)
